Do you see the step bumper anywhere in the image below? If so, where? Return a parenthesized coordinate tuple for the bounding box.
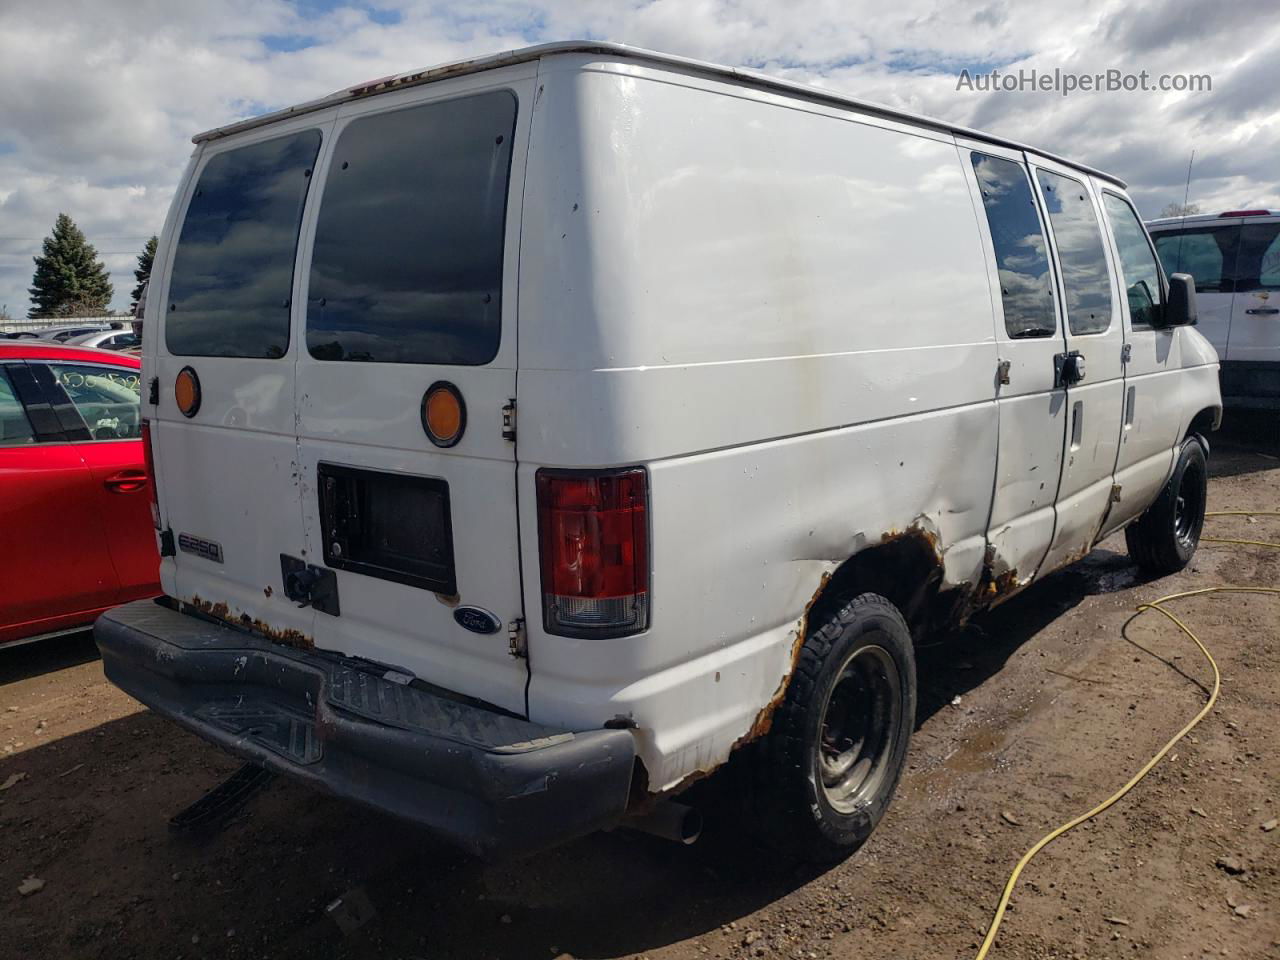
(95, 599, 636, 859)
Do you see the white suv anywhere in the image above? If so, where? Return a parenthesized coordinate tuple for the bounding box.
(1148, 210, 1280, 408)
(96, 42, 1221, 861)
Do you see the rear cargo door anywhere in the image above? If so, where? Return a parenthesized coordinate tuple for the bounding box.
(294, 72, 534, 715)
(151, 114, 331, 644)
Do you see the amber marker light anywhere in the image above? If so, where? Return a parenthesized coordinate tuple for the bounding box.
(175, 367, 201, 418)
(421, 381, 466, 447)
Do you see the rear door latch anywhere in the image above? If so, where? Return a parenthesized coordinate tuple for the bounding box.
(501, 399, 516, 442)
(279, 555, 340, 616)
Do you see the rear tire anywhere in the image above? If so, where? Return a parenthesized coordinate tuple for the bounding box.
(1125, 438, 1207, 576)
(751, 592, 915, 863)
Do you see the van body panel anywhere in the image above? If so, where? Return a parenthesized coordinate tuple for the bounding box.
(519, 63, 999, 787)
(515, 346, 999, 466)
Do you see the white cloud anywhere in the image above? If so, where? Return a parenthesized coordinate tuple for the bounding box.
(1, 0, 1276, 318)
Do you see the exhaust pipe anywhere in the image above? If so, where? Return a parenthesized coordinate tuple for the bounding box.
(625, 801, 703, 845)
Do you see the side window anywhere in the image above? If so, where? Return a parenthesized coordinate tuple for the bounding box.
(1236, 222, 1280, 291)
(307, 90, 517, 364)
(971, 153, 1057, 339)
(167, 130, 322, 358)
(1152, 226, 1239, 293)
(1102, 194, 1164, 328)
(1036, 170, 1113, 334)
(0, 366, 35, 446)
(45, 364, 142, 441)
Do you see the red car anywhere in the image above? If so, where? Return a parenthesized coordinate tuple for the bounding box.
(1, 341, 159, 646)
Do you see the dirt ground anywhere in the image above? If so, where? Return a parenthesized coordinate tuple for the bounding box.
(3, 414, 1278, 960)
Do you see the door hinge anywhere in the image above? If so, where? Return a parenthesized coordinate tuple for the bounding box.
(1121, 343, 1132, 364)
(996, 359, 1011, 386)
(507, 617, 527, 659)
(501, 399, 516, 442)
(158, 528, 175, 557)
(148, 376, 159, 405)
(1110, 483, 1123, 504)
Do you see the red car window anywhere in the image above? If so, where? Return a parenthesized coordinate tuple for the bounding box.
(0, 366, 36, 445)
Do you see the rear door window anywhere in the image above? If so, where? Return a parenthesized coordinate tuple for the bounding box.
(1152, 226, 1239, 293)
(1036, 170, 1113, 335)
(306, 90, 517, 364)
(1102, 194, 1164, 328)
(1236, 222, 1280, 291)
(166, 130, 322, 358)
(971, 153, 1058, 339)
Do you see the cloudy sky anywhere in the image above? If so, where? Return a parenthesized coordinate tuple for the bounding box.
(1, 0, 1276, 318)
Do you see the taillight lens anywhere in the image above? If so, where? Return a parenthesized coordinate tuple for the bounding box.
(536, 468, 649, 637)
(141, 418, 160, 529)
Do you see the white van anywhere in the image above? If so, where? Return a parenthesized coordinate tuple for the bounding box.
(1147, 210, 1280, 408)
(96, 42, 1221, 861)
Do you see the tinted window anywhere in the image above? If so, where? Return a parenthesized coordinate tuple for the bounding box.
(1237, 222, 1280, 291)
(47, 363, 142, 441)
(1036, 171, 1113, 335)
(971, 153, 1057, 339)
(167, 130, 321, 358)
(1103, 194, 1163, 328)
(307, 91, 517, 364)
(0, 366, 35, 446)
(1152, 226, 1239, 293)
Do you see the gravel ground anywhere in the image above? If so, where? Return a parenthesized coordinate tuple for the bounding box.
(2, 412, 1278, 960)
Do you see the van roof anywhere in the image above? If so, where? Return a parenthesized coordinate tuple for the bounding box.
(193, 40, 1126, 189)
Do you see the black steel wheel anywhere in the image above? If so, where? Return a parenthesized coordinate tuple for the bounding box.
(750, 592, 915, 863)
(1126, 438, 1208, 576)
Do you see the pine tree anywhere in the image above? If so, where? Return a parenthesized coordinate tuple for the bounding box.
(131, 235, 158, 308)
(27, 213, 114, 318)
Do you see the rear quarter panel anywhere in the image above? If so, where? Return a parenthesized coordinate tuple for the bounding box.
(518, 57, 1000, 790)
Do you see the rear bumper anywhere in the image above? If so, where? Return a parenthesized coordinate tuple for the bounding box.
(94, 600, 636, 859)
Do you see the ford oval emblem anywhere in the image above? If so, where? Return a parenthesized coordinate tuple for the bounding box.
(454, 606, 502, 635)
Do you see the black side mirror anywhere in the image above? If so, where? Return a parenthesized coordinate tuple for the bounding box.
(1165, 273, 1197, 326)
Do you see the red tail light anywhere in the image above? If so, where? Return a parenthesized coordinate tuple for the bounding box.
(536, 468, 649, 637)
(1219, 209, 1271, 217)
(141, 418, 160, 529)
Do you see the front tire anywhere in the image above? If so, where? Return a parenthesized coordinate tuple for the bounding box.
(1125, 438, 1208, 576)
(752, 592, 915, 863)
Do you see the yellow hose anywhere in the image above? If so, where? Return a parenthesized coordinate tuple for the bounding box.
(973, 511, 1280, 960)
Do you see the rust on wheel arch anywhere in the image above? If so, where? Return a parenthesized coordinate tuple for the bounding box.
(733, 570, 832, 750)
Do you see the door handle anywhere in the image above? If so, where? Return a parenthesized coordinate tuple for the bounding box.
(1245, 307, 1279, 315)
(1054, 350, 1086, 387)
(104, 470, 148, 493)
